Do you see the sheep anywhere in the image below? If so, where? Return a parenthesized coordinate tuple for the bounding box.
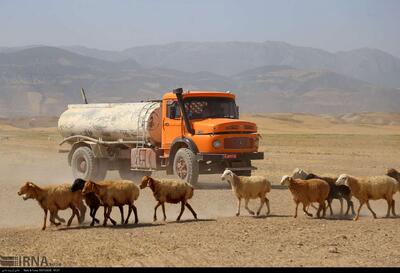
(292, 168, 355, 216)
(71, 178, 125, 226)
(82, 180, 139, 226)
(220, 169, 271, 217)
(17, 181, 85, 230)
(335, 174, 398, 220)
(386, 168, 400, 183)
(280, 175, 330, 218)
(139, 176, 197, 222)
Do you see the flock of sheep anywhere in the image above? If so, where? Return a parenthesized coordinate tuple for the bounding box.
(17, 168, 400, 230)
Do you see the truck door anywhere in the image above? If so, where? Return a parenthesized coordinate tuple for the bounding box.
(162, 100, 183, 151)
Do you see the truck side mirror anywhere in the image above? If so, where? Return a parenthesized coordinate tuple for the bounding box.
(236, 105, 240, 117)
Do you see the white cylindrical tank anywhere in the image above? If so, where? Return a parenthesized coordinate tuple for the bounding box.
(58, 102, 162, 145)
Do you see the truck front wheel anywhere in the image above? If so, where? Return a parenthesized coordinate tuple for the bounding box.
(173, 148, 199, 186)
(71, 146, 107, 181)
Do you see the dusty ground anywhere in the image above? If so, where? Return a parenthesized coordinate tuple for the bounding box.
(0, 113, 400, 267)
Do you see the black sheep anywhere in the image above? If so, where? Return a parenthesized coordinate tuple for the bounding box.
(305, 173, 355, 216)
(71, 179, 124, 226)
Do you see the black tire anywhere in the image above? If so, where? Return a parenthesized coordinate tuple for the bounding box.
(118, 160, 152, 182)
(173, 148, 199, 185)
(71, 146, 107, 181)
(233, 170, 252, 176)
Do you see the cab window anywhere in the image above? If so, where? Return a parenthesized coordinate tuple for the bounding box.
(166, 100, 181, 119)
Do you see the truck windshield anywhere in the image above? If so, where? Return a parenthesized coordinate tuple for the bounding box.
(183, 97, 238, 119)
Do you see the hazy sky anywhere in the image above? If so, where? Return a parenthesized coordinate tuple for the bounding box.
(0, 0, 399, 56)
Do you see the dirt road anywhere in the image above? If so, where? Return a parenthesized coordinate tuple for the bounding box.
(1, 113, 400, 267)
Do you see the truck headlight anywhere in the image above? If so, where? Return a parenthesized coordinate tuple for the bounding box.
(212, 139, 222, 149)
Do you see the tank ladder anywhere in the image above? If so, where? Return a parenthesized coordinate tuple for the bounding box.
(136, 102, 158, 149)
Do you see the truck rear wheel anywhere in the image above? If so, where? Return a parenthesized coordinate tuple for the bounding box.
(118, 160, 152, 182)
(71, 146, 107, 181)
(173, 148, 199, 186)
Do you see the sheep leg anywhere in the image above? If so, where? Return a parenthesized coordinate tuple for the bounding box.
(348, 199, 355, 215)
(90, 206, 100, 226)
(185, 203, 197, 220)
(103, 206, 109, 226)
(256, 197, 265, 216)
(93, 206, 100, 223)
(162, 203, 167, 221)
(391, 200, 396, 217)
(124, 205, 132, 225)
(310, 203, 318, 210)
(153, 202, 161, 221)
(49, 210, 61, 226)
(385, 198, 392, 218)
(265, 197, 270, 216)
(78, 201, 86, 224)
(319, 201, 327, 218)
(354, 201, 364, 221)
(177, 201, 186, 221)
(236, 198, 241, 216)
(294, 202, 299, 218)
(119, 205, 124, 224)
(244, 199, 255, 215)
(302, 204, 313, 217)
(344, 197, 352, 216)
(366, 201, 377, 219)
(42, 209, 48, 231)
(132, 204, 138, 224)
(90, 207, 96, 226)
(54, 212, 65, 223)
(107, 207, 117, 226)
(327, 199, 333, 216)
(67, 206, 80, 226)
(339, 198, 344, 216)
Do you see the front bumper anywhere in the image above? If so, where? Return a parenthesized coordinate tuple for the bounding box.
(196, 152, 264, 162)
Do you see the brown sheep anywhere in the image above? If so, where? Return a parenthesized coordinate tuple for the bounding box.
(17, 181, 84, 230)
(280, 175, 330, 218)
(139, 176, 197, 222)
(82, 180, 139, 226)
(71, 178, 124, 226)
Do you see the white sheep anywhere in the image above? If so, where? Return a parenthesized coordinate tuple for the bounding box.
(221, 169, 271, 217)
(335, 174, 398, 220)
(280, 175, 330, 218)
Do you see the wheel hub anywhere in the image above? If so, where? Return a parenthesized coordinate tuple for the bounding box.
(78, 159, 87, 173)
(176, 157, 187, 179)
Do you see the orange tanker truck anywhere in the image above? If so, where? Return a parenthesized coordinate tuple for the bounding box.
(58, 88, 264, 185)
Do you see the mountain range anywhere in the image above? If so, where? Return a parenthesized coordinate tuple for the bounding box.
(0, 42, 399, 117)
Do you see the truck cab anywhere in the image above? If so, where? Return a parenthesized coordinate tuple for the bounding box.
(160, 88, 263, 184)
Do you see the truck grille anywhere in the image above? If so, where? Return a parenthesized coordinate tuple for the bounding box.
(224, 137, 254, 149)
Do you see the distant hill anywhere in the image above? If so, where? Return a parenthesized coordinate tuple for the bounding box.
(232, 65, 400, 113)
(122, 41, 400, 89)
(0, 46, 399, 116)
